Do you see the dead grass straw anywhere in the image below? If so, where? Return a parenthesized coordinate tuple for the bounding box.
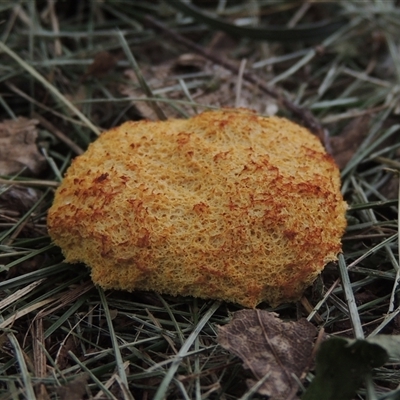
(0, 1, 399, 399)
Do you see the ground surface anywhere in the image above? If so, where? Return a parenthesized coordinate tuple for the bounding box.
(0, 1, 400, 399)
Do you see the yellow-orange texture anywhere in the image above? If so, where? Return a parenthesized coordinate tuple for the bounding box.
(47, 109, 347, 307)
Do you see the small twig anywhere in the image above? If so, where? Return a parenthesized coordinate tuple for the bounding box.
(144, 15, 327, 143)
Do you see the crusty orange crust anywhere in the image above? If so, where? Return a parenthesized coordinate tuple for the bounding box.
(47, 108, 347, 307)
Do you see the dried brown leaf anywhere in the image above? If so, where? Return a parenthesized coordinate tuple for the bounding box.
(120, 80, 159, 121)
(83, 51, 117, 80)
(0, 185, 42, 215)
(218, 310, 317, 399)
(57, 374, 89, 400)
(0, 117, 46, 176)
(330, 115, 370, 169)
(380, 171, 400, 199)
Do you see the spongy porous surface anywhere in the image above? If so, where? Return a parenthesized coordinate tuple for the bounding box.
(47, 108, 347, 308)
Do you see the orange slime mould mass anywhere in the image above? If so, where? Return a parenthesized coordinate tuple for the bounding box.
(47, 108, 347, 308)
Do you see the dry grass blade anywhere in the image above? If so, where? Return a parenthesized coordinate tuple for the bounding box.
(6, 332, 36, 399)
(0, 41, 100, 136)
(153, 301, 221, 400)
(0, 1, 399, 399)
(117, 30, 167, 121)
(97, 287, 130, 394)
(0, 278, 44, 310)
(337, 253, 364, 339)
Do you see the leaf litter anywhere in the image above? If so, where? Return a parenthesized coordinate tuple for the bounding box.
(56, 373, 89, 400)
(0, 1, 399, 399)
(0, 117, 46, 176)
(219, 311, 400, 399)
(218, 310, 317, 399)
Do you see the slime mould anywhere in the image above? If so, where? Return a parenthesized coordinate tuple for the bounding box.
(47, 108, 347, 308)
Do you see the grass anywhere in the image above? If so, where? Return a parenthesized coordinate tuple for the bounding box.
(0, 0, 399, 399)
